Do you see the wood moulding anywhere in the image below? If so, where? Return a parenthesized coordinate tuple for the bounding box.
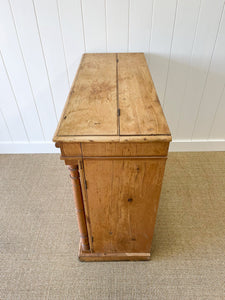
(78, 243, 150, 262)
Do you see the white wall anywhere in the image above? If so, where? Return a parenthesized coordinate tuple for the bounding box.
(0, 0, 225, 153)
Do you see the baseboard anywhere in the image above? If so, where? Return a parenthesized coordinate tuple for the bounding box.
(0, 142, 60, 154)
(0, 140, 225, 154)
(169, 139, 225, 152)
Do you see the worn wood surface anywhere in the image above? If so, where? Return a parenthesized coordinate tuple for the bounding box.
(56, 53, 117, 137)
(68, 165, 89, 251)
(61, 142, 169, 157)
(78, 243, 150, 262)
(54, 135, 172, 143)
(77, 160, 93, 251)
(82, 142, 169, 157)
(53, 53, 171, 143)
(53, 53, 171, 261)
(83, 158, 166, 253)
(118, 53, 170, 136)
(62, 143, 81, 156)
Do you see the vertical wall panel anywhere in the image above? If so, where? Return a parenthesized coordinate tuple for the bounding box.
(34, 0, 69, 119)
(0, 110, 12, 142)
(0, 0, 225, 150)
(82, 0, 106, 52)
(129, 0, 153, 52)
(10, 0, 57, 141)
(0, 54, 28, 141)
(163, 0, 201, 137)
(192, 8, 225, 139)
(209, 87, 225, 139)
(58, 0, 85, 84)
(0, 0, 43, 141)
(176, 0, 224, 140)
(148, 0, 178, 102)
(106, 0, 129, 52)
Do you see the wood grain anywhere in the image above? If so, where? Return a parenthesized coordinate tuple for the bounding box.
(78, 242, 150, 261)
(62, 143, 81, 156)
(118, 53, 171, 136)
(78, 160, 93, 251)
(54, 53, 171, 261)
(68, 164, 90, 251)
(82, 142, 169, 157)
(53, 53, 171, 143)
(57, 53, 117, 136)
(83, 158, 166, 253)
(54, 135, 172, 143)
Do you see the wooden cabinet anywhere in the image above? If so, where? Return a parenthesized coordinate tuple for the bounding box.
(53, 53, 171, 261)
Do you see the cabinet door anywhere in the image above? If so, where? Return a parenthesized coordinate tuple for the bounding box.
(83, 158, 166, 253)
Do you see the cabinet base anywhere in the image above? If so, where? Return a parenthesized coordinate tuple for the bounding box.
(78, 243, 151, 262)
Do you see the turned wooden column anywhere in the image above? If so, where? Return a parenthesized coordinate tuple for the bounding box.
(68, 165, 90, 251)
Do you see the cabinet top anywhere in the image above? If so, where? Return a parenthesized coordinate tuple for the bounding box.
(53, 53, 171, 143)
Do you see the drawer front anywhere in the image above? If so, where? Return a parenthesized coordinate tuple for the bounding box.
(82, 142, 169, 157)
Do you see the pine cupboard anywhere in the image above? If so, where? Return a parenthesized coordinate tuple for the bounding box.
(53, 53, 171, 261)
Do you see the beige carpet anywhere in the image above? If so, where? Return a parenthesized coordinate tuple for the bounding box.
(0, 152, 224, 300)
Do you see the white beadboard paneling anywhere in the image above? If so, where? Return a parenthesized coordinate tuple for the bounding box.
(176, 0, 224, 140)
(0, 0, 44, 141)
(57, 0, 85, 84)
(0, 0, 225, 152)
(106, 0, 129, 52)
(10, 0, 58, 141)
(0, 110, 12, 142)
(209, 86, 225, 139)
(192, 7, 225, 139)
(33, 0, 69, 119)
(0, 53, 28, 141)
(163, 0, 201, 136)
(148, 0, 178, 102)
(129, 0, 153, 52)
(82, 0, 106, 52)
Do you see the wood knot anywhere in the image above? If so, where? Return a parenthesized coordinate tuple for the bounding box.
(128, 198, 133, 202)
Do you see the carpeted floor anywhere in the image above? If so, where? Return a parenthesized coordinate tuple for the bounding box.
(0, 152, 224, 300)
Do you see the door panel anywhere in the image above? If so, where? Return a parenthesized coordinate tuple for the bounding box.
(83, 158, 166, 253)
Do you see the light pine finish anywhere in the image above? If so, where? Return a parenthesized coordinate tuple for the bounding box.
(53, 53, 171, 143)
(78, 243, 151, 262)
(59, 142, 169, 157)
(77, 160, 94, 251)
(68, 165, 89, 251)
(82, 142, 169, 157)
(83, 158, 166, 253)
(54, 135, 171, 143)
(54, 53, 171, 261)
(118, 53, 170, 136)
(62, 143, 81, 157)
(56, 53, 117, 136)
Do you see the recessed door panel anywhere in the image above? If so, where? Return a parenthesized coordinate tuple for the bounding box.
(83, 158, 166, 253)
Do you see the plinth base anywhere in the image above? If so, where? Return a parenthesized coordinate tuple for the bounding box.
(78, 243, 151, 262)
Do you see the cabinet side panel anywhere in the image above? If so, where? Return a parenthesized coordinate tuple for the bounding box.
(83, 158, 166, 253)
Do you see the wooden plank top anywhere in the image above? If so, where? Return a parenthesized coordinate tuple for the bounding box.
(53, 53, 171, 143)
